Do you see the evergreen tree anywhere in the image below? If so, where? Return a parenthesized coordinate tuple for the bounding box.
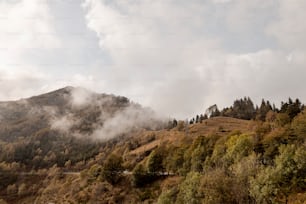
(101, 154, 123, 184)
(196, 115, 199, 123)
(206, 104, 220, 118)
(256, 99, 273, 121)
(147, 150, 163, 174)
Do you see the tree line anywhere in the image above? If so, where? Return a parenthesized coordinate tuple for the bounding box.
(186, 97, 304, 124)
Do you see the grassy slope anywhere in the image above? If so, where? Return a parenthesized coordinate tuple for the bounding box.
(130, 117, 254, 156)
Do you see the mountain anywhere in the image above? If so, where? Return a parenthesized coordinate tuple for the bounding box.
(0, 87, 163, 169)
(0, 89, 305, 204)
(0, 86, 129, 125)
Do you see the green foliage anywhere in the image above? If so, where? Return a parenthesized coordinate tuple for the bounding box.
(207, 104, 220, 118)
(256, 99, 273, 121)
(132, 163, 146, 187)
(230, 153, 259, 203)
(190, 135, 217, 172)
(275, 145, 306, 193)
(200, 169, 235, 204)
(101, 154, 123, 185)
(276, 113, 291, 126)
(205, 136, 227, 169)
(190, 145, 206, 172)
(291, 109, 306, 143)
(147, 150, 163, 174)
(262, 128, 289, 164)
(1, 95, 306, 203)
(157, 188, 178, 204)
(220, 97, 256, 120)
(165, 147, 185, 174)
(250, 166, 277, 203)
(250, 144, 306, 203)
(176, 172, 202, 204)
(132, 163, 154, 187)
(280, 98, 303, 121)
(87, 164, 102, 182)
(224, 133, 253, 165)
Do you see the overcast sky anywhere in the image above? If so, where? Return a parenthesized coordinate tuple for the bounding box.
(0, 0, 306, 118)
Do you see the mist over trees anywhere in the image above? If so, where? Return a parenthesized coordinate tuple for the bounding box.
(0, 90, 305, 203)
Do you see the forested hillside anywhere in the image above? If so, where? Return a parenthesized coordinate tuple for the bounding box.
(0, 89, 305, 203)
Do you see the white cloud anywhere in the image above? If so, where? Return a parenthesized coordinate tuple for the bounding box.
(70, 86, 94, 107)
(0, 68, 48, 100)
(92, 105, 163, 141)
(0, 0, 306, 119)
(0, 0, 61, 100)
(0, 0, 60, 49)
(82, 0, 306, 118)
(82, 0, 224, 117)
(266, 0, 306, 50)
(51, 114, 76, 133)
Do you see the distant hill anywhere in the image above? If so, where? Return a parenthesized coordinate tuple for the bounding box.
(0, 87, 163, 170)
(0, 86, 162, 142)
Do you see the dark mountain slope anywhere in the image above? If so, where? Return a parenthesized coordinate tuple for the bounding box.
(0, 87, 163, 168)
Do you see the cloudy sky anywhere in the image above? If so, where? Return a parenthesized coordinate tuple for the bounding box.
(0, 0, 305, 118)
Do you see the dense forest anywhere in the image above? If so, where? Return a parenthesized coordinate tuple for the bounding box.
(0, 89, 305, 203)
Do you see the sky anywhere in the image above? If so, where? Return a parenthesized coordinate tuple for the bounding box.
(0, 0, 306, 118)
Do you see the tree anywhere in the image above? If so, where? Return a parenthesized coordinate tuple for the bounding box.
(231, 153, 259, 203)
(165, 147, 185, 174)
(189, 118, 195, 124)
(173, 119, 178, 127)
(206, 137, 227, 169)
(191, 145, 206, 172)
(176, 172, 202, 204)
(196, 115, 200, 123)
(157, 188, 178, 204)
(190, 135, 215, 172)
(224, 134, 254, 166)
(280, 98, 303, 121)
(250, 144, 306, 203)
(206, 104, 220, 118)
(87, 164, 102, 182)
(291, 109, 306, 143)
(101, 154, 123, 184)
(200, 169, 235, 204)
(132, 163, 154, 187)
(231, 97, 256, 120)
(167, 119, 178, 129)
(256, 99, 273, 121)
(147, 150, 164, 174)
(250, 165, 277, 203)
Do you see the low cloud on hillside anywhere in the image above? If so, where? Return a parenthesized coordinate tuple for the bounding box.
(48, 87, 164, 141)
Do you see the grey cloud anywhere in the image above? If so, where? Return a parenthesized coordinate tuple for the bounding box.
(266, 0, 306, 50)
(1, 0, 306, 119)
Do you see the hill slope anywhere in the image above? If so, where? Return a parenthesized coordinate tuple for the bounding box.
(0, 87, 163, 170)
(0, 89, 305, 204)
